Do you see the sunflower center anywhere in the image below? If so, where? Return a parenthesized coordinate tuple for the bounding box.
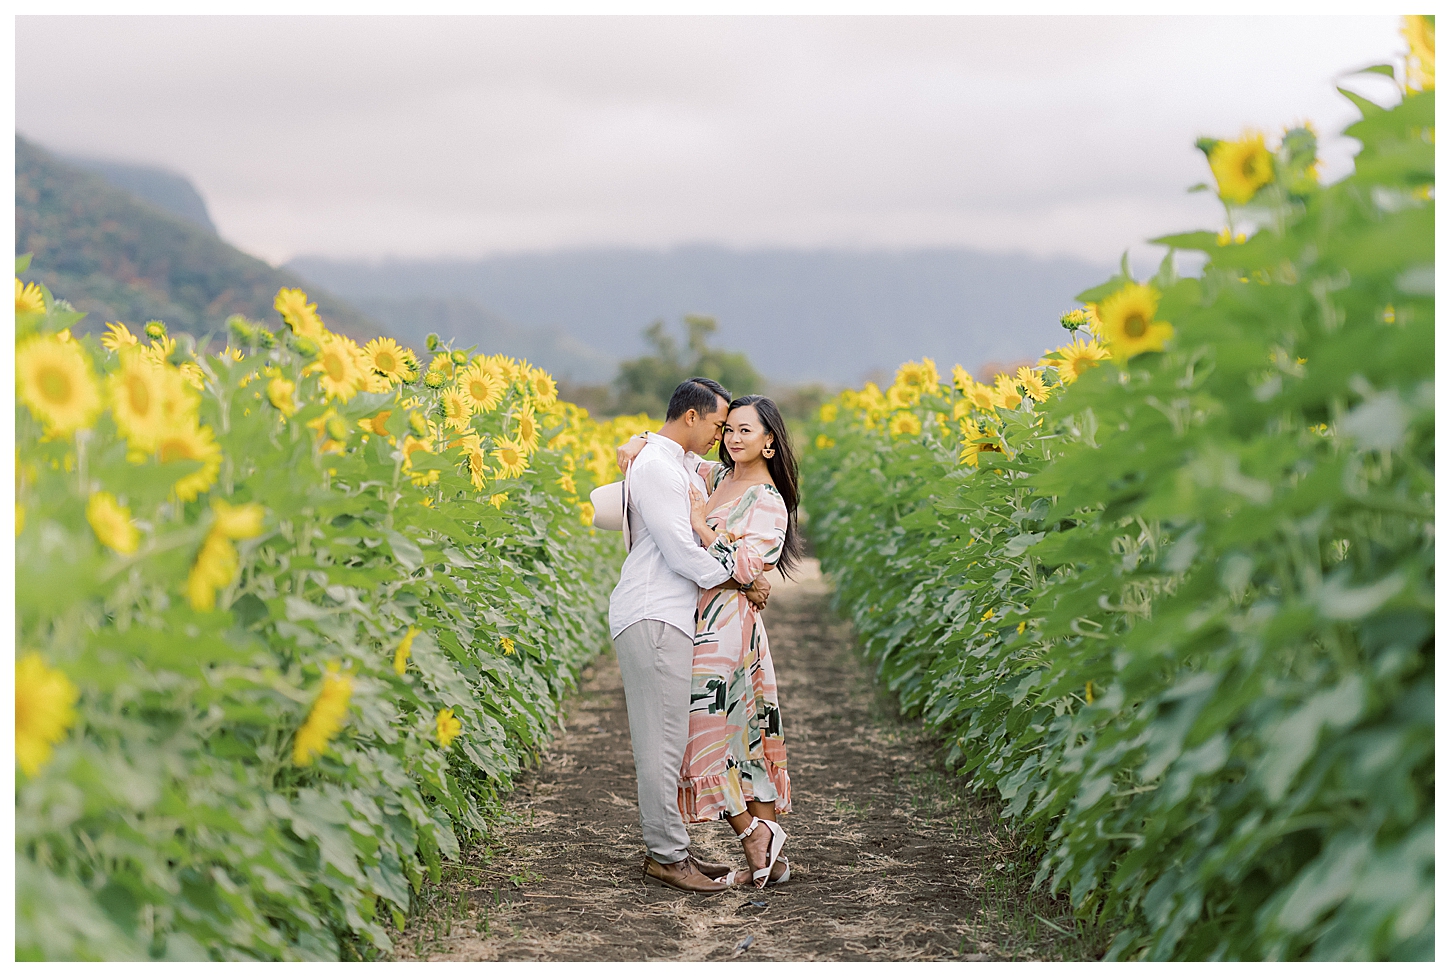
(376, 351, 397, 372)
(125, 374, 152, 414)
(159, 438, 187, 463)
(324, 351, 347, 381)
(39, 366, 73, 405)
(470, 381, 488, 401)
(1124, 314, 1148, 338)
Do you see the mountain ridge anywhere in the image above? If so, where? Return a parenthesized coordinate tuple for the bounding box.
(290, 245, 1112, 385)
(15, 135, 380, 340)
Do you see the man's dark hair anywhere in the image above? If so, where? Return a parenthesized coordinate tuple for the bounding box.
(665, 377, 730, 421)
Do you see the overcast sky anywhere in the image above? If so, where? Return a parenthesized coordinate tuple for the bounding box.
(16, 14, 1406, 267)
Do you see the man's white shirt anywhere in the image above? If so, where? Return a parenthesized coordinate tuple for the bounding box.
(608, 433, 731, 640)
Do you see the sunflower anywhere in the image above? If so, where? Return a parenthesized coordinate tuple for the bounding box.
(86, 491, 140, 554)
(967, 381, 998, 413)
(436, 708, 462, 748)
(493, 438, 528, 479)
(457, 361, 505, 413)
(1209, 131, 1274, 205)
(402, 435, 440, 487)
(529, 368, 559, 406)
(1054, 335, 1112, 383)
(958, 418, 984, 467)
(359, 410, 393, 439)
(894, 358, 940, 393)
(951, 365, 973, 393)
(442, 388, 475, 431)
(308, 333, 367, 401)
(101, 321, 139, 351)
(267, 376, 298, 417)
(274, 287, 326, 340)
(17, 333, 102, 436)
(466, 446, 488, 490)
(427, 353, 454, 379)
(138, 336, 177, 372)
(514, 403, 541, 452)
(1098, 282, 1174, 361)
(993, 373, 1023, 410)
(887, 383, 920, 410)
(157, 422, 223, 501)
(108, 356, 172, 451)
(177, 362, 206, 391)
(363, 337, 412, 384)
(1016, 366, 1049, 402)
(888, 412, 922, 437)
(489, 492, 509, 509)
(393, 628, 419, 676)
(15, 279, 45, 316)
(292, 663, 354, 766)
(211, 498, 266, 539)
(486, 354, 521, 384)
(818, 402, 839, 423)
(16, 653, 79, 777)
(186, 530, 238, 611)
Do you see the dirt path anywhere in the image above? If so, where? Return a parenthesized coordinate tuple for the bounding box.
(397, 561, 1103, 961)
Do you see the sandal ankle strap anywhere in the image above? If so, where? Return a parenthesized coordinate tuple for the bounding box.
(735, 816, 762, 841)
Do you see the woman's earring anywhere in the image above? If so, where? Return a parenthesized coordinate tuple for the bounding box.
(762, 444, 775, 458)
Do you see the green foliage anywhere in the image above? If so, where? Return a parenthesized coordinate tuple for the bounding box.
(612, 314, 763, 416)
(16, 289, 627, 959)
(803, 83, 1432, 960)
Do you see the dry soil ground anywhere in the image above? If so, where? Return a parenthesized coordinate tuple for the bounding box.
(396, 561, 1105, 961)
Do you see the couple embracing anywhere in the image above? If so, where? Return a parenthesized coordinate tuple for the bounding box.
(607, 377, 803, 894)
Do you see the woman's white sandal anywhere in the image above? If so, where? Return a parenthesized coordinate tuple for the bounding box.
(735, 816, 787, 889)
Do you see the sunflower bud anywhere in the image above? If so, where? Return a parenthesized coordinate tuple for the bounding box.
(1060, 309, 1089, 332)
(326, 416, 350, 441)
(292, 335, 319, 358)
(409, 410, 429, 436)
(226, 315, 256, 345)
(425, 333, 441, 351)
(423, 370, 447, 389)
(257, 327, 278, 349)
(144, 321, 168, 340)
(450, 349, 469, 366)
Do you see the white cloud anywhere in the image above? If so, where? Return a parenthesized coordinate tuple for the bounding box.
(16, 14, 1406, 265)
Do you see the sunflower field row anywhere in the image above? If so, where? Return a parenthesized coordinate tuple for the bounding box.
(802, 39, 1432, 961)
(16, 271, 647, 960)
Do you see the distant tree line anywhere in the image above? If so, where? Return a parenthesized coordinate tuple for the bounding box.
(558, 314, 829, 431)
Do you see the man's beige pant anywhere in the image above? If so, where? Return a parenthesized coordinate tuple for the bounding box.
(613, 618, 694, 865)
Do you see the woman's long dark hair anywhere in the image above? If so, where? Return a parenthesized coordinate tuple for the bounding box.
(718, 394, 804, 577)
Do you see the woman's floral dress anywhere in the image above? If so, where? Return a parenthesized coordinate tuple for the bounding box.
(678, 461, 792, 823)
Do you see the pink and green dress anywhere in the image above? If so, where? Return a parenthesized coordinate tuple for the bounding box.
(678, 462, 792, 823)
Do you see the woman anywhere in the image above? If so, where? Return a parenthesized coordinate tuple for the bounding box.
(683, 394, 803, 890)
(618, 395, 803, 887)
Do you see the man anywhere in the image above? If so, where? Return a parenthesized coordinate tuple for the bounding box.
(609, 377, 771, 893)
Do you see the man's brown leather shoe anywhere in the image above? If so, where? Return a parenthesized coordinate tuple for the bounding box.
(687, 851, 740, 882)
(642, 856, 730, 894)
